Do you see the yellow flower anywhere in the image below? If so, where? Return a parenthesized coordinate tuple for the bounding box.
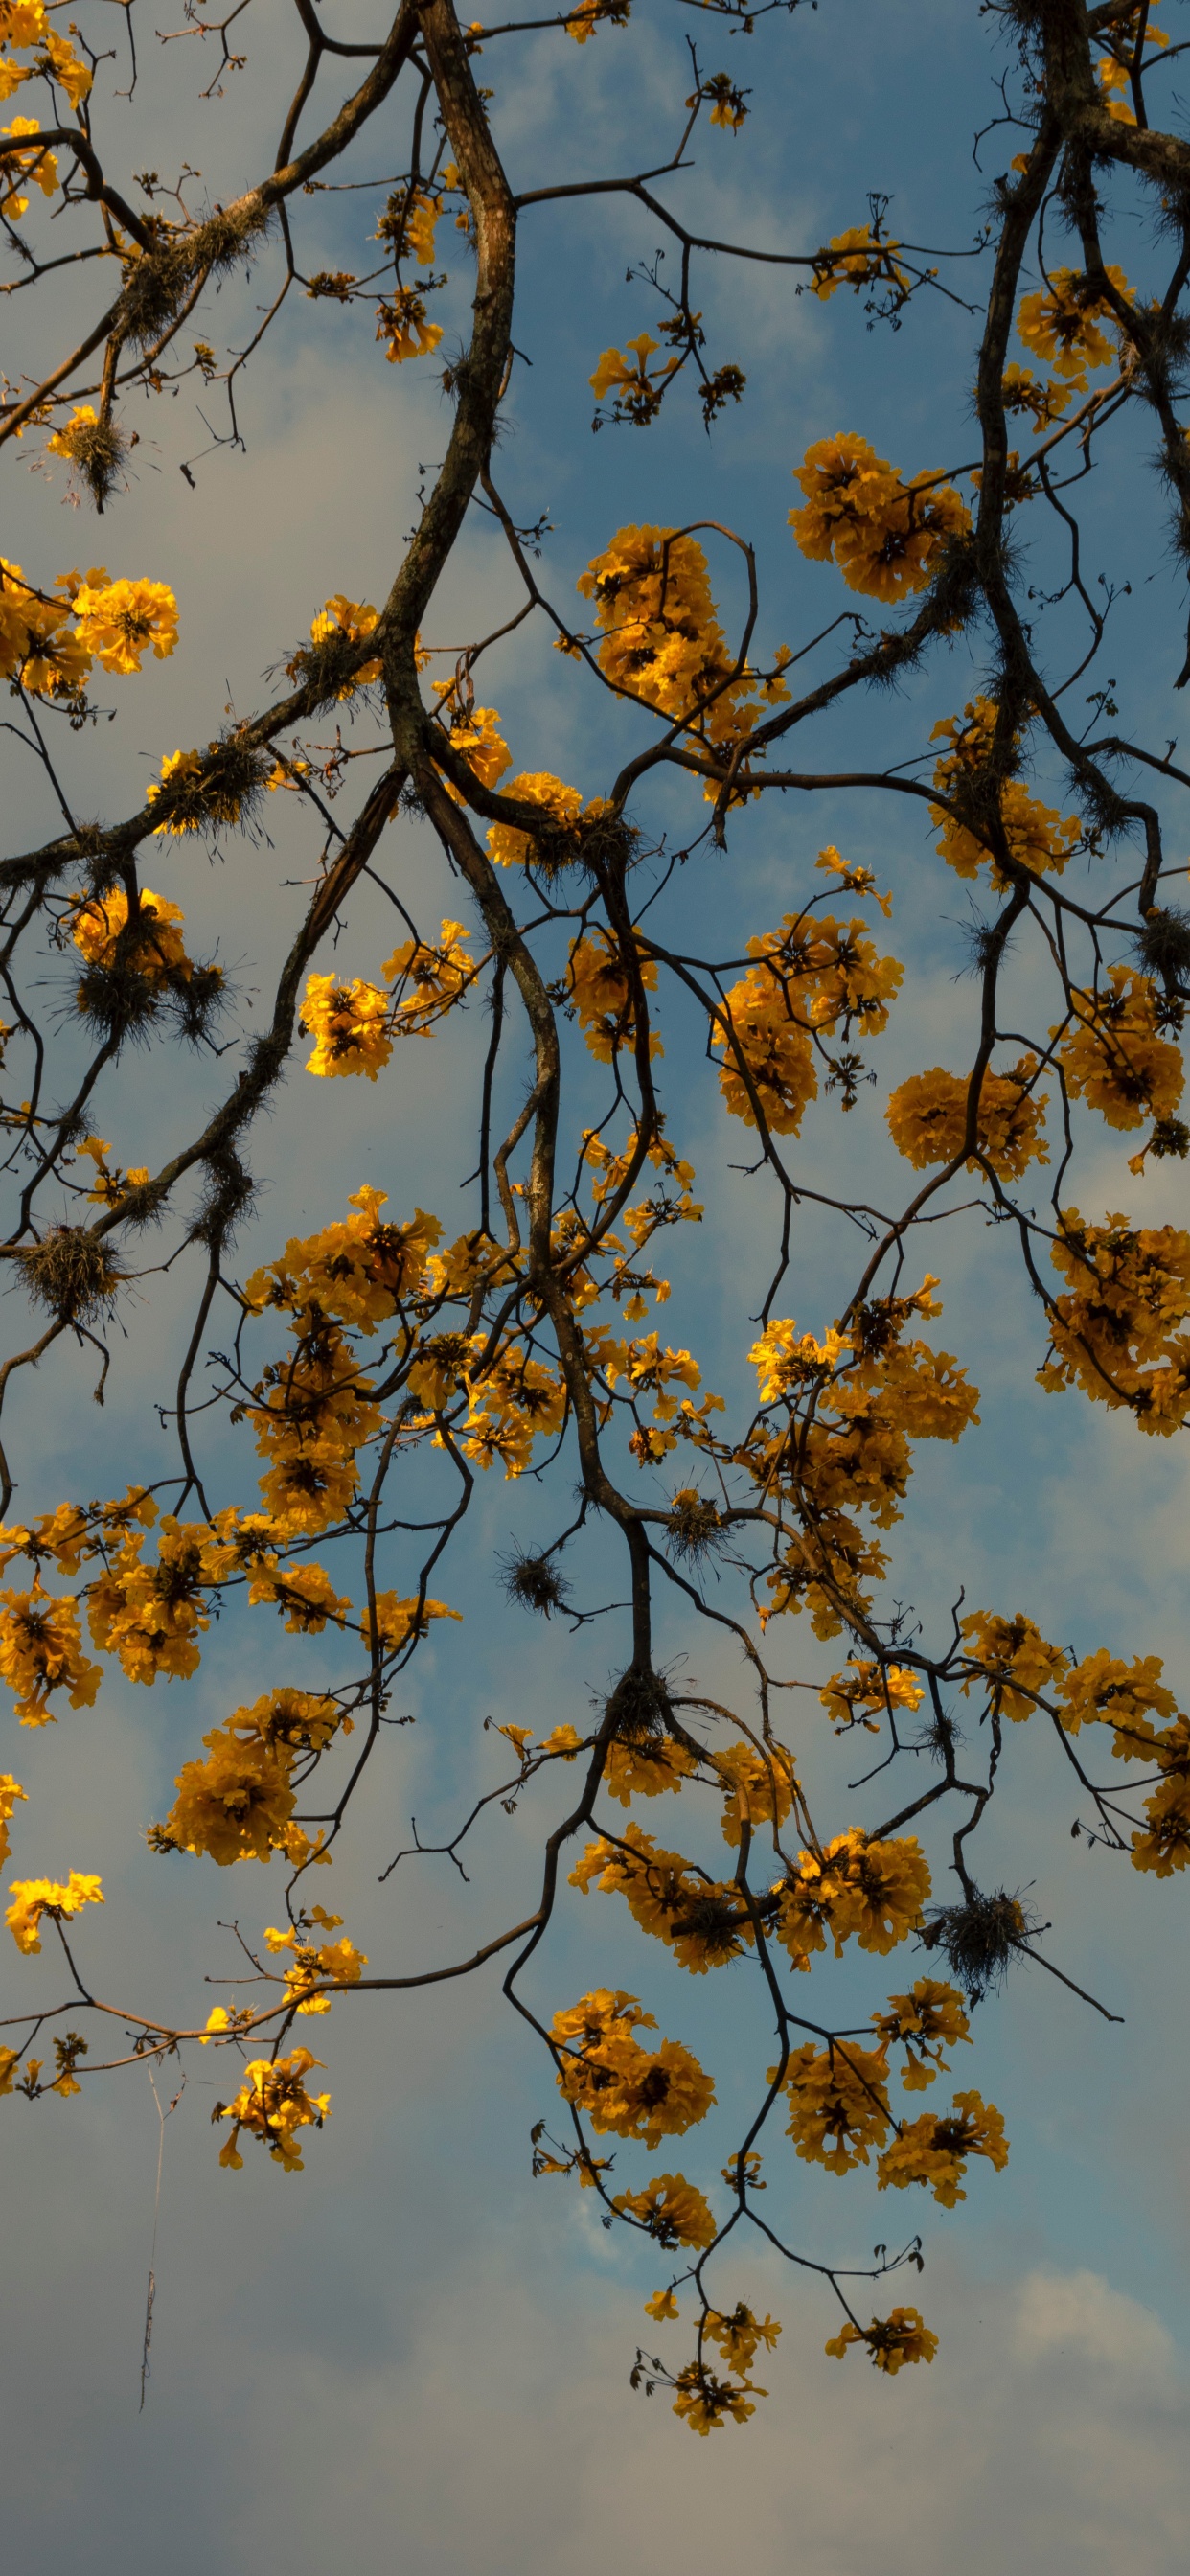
(86, 1517, 212, 1684)
(0, 555, 92, 693)
(376, 289, 443, 363)
(929, 697, 1082, 884)
(825, 2305, 938, 2371)
(711, 1739, 796, 1845)
(1056, 969, 1183, 1133)
(70, 575, 178, 673)
(603, 1733, 697, 1804)
(781, 2039, 892, 2173)
(265, 1925, 368, 2014)
(713, 909, 903, 1133)
(361, 1591, 462, 1655)
(644, 2288, 679, 2322)
(613, 2170, 717, 2247)
(302, 974, 392, 1081)
(819, 1660, 924, 1733)
(243, 1187, 443, 1335)
(670, 2361, 762, 2433)
(812, 225, 910, 303)
(571, 1824, 750, 1973)
(1040, 1211, 1190, 1431)
(215, 2046, 330, 2171)
(154, 1726, 298, 1866)
(487, 770, 584, 868)
(588, 333, 682, 423)
(41, 28, 92, 107)
(567, 927, 660, 1064)
(0, 1584, 101, 1722)
(704, 2303, 780, 2370)
(578, 524, 788, 753)
(0, 1772, 28, 1867)
(871, 1979, 972, 2090)
(432, 699, 512, 800)
(1055, 1647, 1177, 1745)
(1017, 264, 1132, 389)
(297, 592, 381, 693)
(552, 1988, 715, 2145)
(0, 1, 50, 49)
(877, 2088, 1009, 2205)
(564, 0, 630, 41)
(6, 1869, 103, 1954)
(886, 1062, 1049, 1178)
(382, 919, 475, 1034)
(790, 433, 970, 602)
(1, 113, 57, 216)
(960, 1610, 1068, 1722)
(71, 885, 195, 986)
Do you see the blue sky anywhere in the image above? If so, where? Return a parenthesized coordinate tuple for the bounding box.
(5, 3, 1190, 2566)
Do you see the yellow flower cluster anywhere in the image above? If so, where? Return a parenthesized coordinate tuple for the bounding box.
(773, 1828, 931, 1968)
(302, 927, 476, 1080)
(877, 2089, 1008, 2205)
(245, 1188, 441, 1336)
(71, 886, 200, 990)
(1000, 362, 1071, 432)
(0, 1584, 100, 1723)
(361, 1592, 460, 1657)
(455, 1341, 567, 1478)
(812, 224, 911, 304)
(0, 1773, 27, 1867)
(1097, 5, 1168, 124)
(713, 905, 903, 1137)
(0, 560, 177, 696)
(6, 1869, 103, 1954)
(302, 976, 392, 1082)
(602, 1732, 698, 1804)
(669, 2361, 762, 2434)
(87, 1516, 217, 1684)
(885, 1060, 1049, 1179)
(1053, 1649, 1190, 1875)
(0, 111, 57, 217)
(0, 0, 92, 108)
(612, 2169, 717, 2247)
(790, 433, 969, 602)
(1055, 968, 1184, 1134)
(567, 927, 661, 1064)
(711, 1739, 796, 1844)
(741, 1282, 979, 1636)
(959, 1610, 1068, 1722)
(818, 1659, 924, 1734)
(264, 1914, 367, 2013)
(825, 2306, 938, 2372)
(571, 1824, 751, 1974)
(376, 288, 443, 363)
(871, 1979, 972, 2090)
(781, 2040, 893, 2173)
(486, 770, 584, 867)
(781, 2043, 1006, 2204)
(552, 1989, 715, 2145)
(434, 697, 512, 798)
(704, 2303, 781, 2370)
(929, 698, 1082, 884)
(152, 1689, 346, 1866)
(215, 2047, 331, 2171)
(1017, 264, 1132, 390)
(577, 524, 790, 752)
(589, 332, 682, 423)
(1039, 1210, 1190, 1432)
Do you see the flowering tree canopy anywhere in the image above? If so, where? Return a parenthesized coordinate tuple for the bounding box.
(3, 0, 1190, 2432)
